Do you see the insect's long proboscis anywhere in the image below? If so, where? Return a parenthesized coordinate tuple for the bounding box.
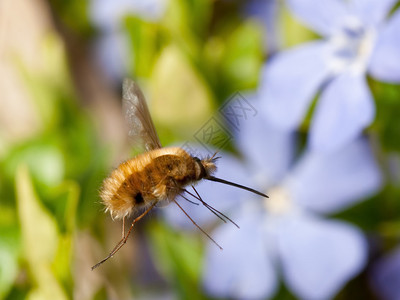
(205, 176, 269, 199)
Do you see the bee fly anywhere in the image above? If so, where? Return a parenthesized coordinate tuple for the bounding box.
(92, 79, 268, 270)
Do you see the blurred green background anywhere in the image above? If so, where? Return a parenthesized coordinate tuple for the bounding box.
(1, 0, 400, 299)
(0, 1, 264, 299)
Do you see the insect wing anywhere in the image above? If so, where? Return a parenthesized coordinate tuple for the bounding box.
(122, 79, 162, 151)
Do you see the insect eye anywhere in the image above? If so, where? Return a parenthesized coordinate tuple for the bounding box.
(193, 157, 201, 163)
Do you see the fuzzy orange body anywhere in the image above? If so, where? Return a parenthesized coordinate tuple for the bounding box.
(100, 147, 212, 219)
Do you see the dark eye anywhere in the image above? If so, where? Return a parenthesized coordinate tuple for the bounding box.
(193, 157, 201, 163)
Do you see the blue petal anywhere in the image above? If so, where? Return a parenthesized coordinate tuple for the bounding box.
(244, 0, 282, 52)
(94, 31, 130, 81)
(259, 42, 331, 130)
(286, 138, 382, 214)
(90, 0, 136, 30)
(277, 214, 367, 299)
(369, 9, 400, 83)
(90, 0, 166, 30)
(162, 152, 254, 229)
(370, 246, 400, 300)
(235, 96, 296, 186)
(349, 0, 397, 26)
(203, 207, 278, 299)
(286, 0, 348, 36)
(309, 72, 375, 152)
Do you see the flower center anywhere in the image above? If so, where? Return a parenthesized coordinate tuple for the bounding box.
(263, 186, 293, 215)
(327, 16, 376, 74)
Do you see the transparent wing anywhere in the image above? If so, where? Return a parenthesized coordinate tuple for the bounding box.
(122, 78, 162, 151)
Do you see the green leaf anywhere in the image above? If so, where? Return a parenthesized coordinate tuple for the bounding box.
(61, 181, 79, 234)
(47, 0, 94, 38)
(15, 34, 74, 130)
(164, 0, 212, 40)
(0, 225, 19, 299)
(51, 181, 79, 285)
(281, 5, 319, 48)
(146, 220, 205, 300)
(16, 165, 59, 263)
(150, 45, 214, 141)
(125, 16, 161, 78)
(26, 264, 68, 300)
(15, 165, 68, 300)
(4, 142, 64, 188)
(162, 0, 203, 58)
(371, 80, 400, 152)
(220, 20, 264, 92)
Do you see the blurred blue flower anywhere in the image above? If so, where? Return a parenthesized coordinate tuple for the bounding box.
(88, 0, 168, 81)
(259, 0, 400, 152)
(370, 246, 400, 300)
(244, 0, 282, 53)
(90, 0, 167, 30)
(92, 31, 131, 82)
(164, 97, 382, 299)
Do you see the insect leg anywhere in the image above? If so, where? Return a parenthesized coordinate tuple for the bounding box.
(122, 216, 125, 238)
(178, 193, 199, 205)
(91, 202, 157, 270)
(183, 189, 227, 224)
(182, 186, 240, 229)
(172, 198, 223, 250)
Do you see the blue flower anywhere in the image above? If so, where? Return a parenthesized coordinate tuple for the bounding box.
(163, 97, 382, 299)
(259, 0, 400, 151)
(90, 0, 167, 30)
(370, 246, 400, 300)
(244, 0, 282, 53)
